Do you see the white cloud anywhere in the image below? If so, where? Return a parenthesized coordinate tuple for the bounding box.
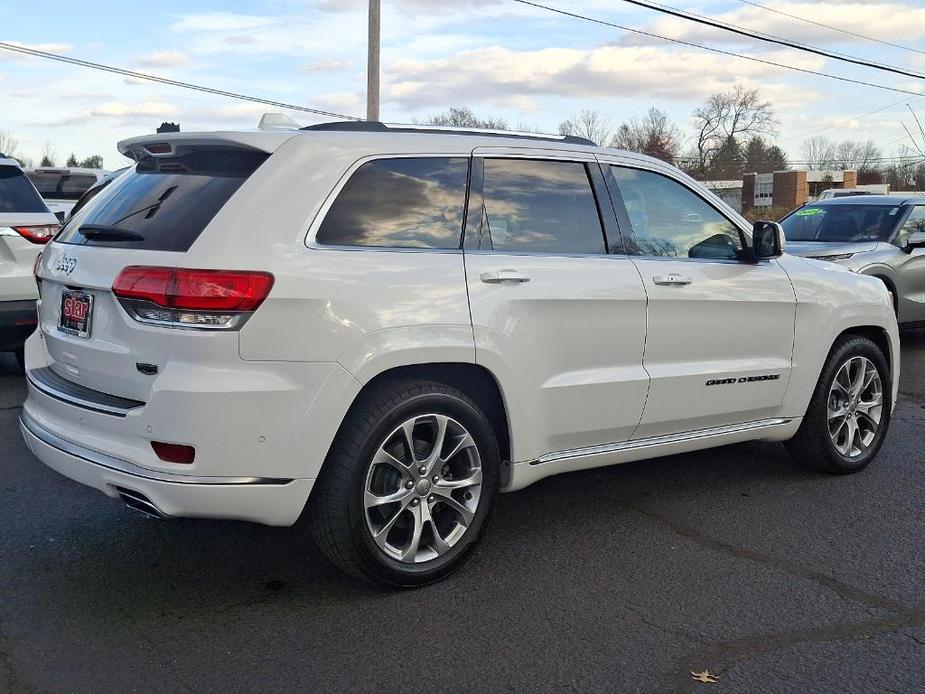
(137, 50, 188, 68)
(385, 44, 829, 109)
(299, 59, 352, 74)
(0, 40, 73, 61)
(172, 12, 277, 32)
(90, 101, 179, 118)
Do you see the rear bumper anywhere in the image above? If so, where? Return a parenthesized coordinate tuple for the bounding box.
(20, 412, 314, 526)
(0, 300, 37, 351)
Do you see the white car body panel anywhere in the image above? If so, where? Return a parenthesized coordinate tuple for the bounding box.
(20, 127, 902, 526)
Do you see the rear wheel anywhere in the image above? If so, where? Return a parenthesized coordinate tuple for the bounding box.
(309, 378, 500, 587)
(786, 336, 891, 474)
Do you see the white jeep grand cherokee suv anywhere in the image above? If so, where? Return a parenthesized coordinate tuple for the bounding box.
(21, 122, 900, 586)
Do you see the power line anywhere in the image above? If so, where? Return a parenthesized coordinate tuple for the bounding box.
(511, 1, 925, 98)
(616, 0, 925, 81)
(0, 41, 362, 121)
(735, 0, 925, 56)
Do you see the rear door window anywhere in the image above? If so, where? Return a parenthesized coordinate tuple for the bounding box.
(27, 172, 98, 201)
(471, 158, 606, 254)
(316, 157, 469, 248)
(0, 166, 48, 213)
(56, 149, 267, 252)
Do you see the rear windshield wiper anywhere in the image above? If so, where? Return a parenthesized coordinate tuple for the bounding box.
(78, 224, 145, 241)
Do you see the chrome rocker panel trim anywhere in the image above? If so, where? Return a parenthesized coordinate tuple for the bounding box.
(531, 418, 794, 466)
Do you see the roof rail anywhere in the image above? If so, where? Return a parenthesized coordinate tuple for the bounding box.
(301, 121, 596, 147)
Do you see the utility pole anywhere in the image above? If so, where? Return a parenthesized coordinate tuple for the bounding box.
(367, 0, 380, 122)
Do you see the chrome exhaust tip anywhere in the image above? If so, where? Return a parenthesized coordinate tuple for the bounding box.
(117, 488, 167, 520)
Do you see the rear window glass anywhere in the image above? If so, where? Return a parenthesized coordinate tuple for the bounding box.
(0, 166, 47, 213)
(316, 157, 469, 248)
(56, 149, 267, 252)
(27, 172, 98, 200)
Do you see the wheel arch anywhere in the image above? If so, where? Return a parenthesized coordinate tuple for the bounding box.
(835, 325, 894, 383)
(331, 362, 512, 481)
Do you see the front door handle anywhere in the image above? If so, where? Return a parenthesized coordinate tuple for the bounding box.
(653, 273, 692, 286)
(480, 269, 531, 284)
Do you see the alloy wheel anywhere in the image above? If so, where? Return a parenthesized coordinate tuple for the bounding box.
(364, 414, 483, 563)
(827, 356, 883, 459)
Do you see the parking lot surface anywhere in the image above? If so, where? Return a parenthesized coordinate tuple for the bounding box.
(1, 331, 922, 694)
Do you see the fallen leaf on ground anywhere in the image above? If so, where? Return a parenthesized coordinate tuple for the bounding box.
(691, 670, 719, 684)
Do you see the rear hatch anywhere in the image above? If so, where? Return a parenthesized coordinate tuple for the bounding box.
(36, 139, 274, 402)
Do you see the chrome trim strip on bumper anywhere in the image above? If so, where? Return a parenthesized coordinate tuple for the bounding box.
(530, 418, 793, 466)
(20, 411, 292, 486)
(27, 367, 144, 417)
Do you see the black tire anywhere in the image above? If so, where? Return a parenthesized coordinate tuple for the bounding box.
(785, 335, 891, 474)
(309, 378, 501, 587)
(13, 347, 25, 373)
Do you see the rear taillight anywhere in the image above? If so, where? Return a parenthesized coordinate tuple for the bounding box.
(13, 224, 59, 245)
(112, 266, 274, 330)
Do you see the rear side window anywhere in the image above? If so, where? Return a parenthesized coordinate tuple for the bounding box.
(57, 149, 267, 252)
(27, 172, 98, 201)
(316, 157, 469, 248)
(475, 159, 606, 254)
(0, 166, 47, 213)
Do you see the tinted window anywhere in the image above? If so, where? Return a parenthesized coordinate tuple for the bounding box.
(316, 157, 468, 248)
(27, 172, 98, 201)
(608, 166, 742, 260)
(56, 149, 267, 252)
(896, 206, 925, 247)
(0, 166, 47, 213)
(780, 204, 901, 242)
(477, 159, 605, 254)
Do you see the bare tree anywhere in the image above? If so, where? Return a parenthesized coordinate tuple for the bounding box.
(558, 110, 614, 146)
(613, 108, 683, 164)
(0, 131, 20, 159)
(424, 106, 508, 130)
(40, 141, 57, 167)
(801, 136, 838, 171)
(692, 85, 778, 176)
(834, 140, 882, 175)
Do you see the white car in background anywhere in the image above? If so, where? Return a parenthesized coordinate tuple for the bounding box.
(0, 156, 58, 368)
(20, 121, 900, 586)
(26, 167, 109, 222)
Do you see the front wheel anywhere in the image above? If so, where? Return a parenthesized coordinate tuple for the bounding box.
(786, 335, 891, 474)
(309, 379, 500, 587)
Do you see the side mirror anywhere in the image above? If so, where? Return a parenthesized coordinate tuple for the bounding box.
(749, 221, 785, 261)
(904, 230, 925, 252)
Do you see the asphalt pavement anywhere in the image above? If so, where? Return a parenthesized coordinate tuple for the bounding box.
(0, 331, 922, 694)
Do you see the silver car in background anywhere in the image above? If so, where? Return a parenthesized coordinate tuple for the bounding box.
(781, 195, 925, 325)
(25, 167, 108, 222)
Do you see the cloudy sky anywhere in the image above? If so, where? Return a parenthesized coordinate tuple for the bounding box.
(2, 0, 925, 168)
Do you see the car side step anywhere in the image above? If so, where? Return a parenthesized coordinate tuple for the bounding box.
(116, 488, 167, 520)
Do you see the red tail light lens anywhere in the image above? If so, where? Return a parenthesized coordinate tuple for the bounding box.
(112, 267, 274, 312)
(13, 224, 59, 245)
(151, 441, 195, 465)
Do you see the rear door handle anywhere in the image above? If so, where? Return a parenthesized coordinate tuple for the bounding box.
(480, 270, 531, 284)
(653, 273, 692, 286)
